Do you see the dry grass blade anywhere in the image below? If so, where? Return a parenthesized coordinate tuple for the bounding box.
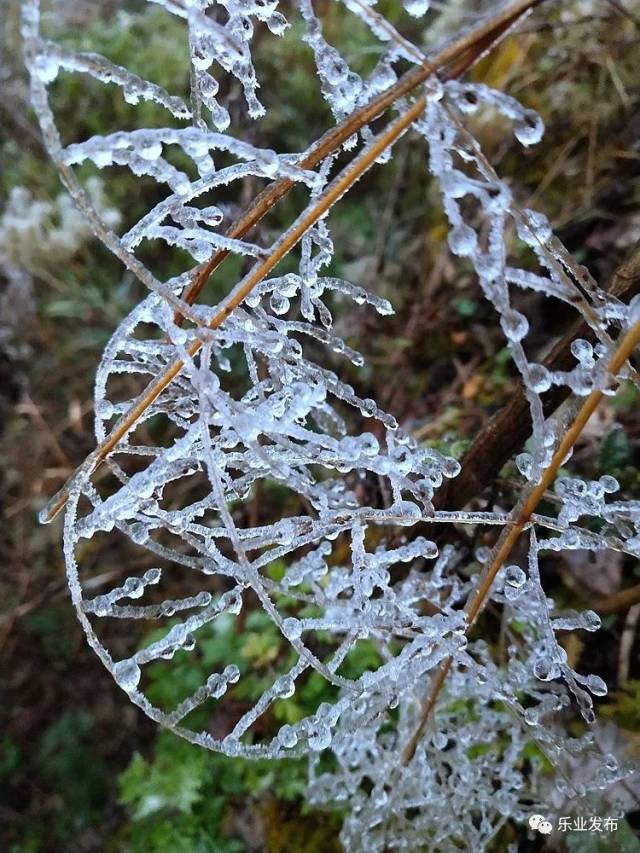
(41, 0, 546, 523)
(402, 315, 640, 764)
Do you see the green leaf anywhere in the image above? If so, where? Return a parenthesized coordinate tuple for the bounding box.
(119, 735, 210, 819)
(600, 680, 640, 731)
(0, 737, 20, 784)
(452, 296, 478, 317)
(600, 428, 632, 473)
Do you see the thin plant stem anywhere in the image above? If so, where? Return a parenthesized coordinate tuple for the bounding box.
(401, 315, 640, 764)
(175, 0, 545, 318)
(42, 0, 543, 523)
(42, 95, 427, 522)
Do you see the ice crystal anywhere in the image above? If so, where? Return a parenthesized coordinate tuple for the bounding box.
(25, 0, 639, 845)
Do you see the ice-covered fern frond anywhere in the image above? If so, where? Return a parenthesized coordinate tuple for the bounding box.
(24, 0, 640, 846)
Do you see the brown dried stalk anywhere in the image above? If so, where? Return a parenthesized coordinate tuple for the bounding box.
(42, 0, 544, 523)
(43, 95, 426, 522)
(401, 313, 640, 764)
(435, 245, 640, 512)
(596, 583, 640, 615)
(176, 0, 544, 317)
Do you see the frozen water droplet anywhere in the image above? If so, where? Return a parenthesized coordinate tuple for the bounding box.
(91, 595, 110, 617)
(224, 664, 240, 684)
(222, 590, 242, 615)
(207, 673, 227, 698)
(278, 724, 298, 748)
(527, 363, 551, 393)
(130, 522, 150, 544)
(475, 547, 492, 564)
(516, 453, 534, 479)
(282, 617, 302, 640)
(201, 206, 223, 227)
(503, 565, 526, 601)
(274, 676, 295, 698)
(514, 111, 544, 146)
(357, 398, 375, 418)
(270, 293, 290, 315)
(605, 755, 618, 772)
(404, 0, 429, 16)
(124, 577, 144, 599)
(448, 224, 477, 257)
(533, 658, 556, 682)
(182, 634, 196, 651)
(585, 674, 607, 697)
(432, 732, 447, 749)
(504, 565, 526, 588)
(443, 457, 461, 478)
(501, 310, 528, 342)
(309, 725, 331, 751)
(599, 475, 619, 494)
(143, 568, 161, 585)
(571, 339, 594, 365)
(113, 658, 141, 694)
(582, 610, 601, 632)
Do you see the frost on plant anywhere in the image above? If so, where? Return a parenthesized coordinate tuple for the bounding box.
(23, 0, 639, 846)
(0, 179, 120, 271)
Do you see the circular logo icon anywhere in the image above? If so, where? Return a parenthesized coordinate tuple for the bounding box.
(529, 814, 553, 834)
(528, 814, 545, 831)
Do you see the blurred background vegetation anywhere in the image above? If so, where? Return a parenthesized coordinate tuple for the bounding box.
(1, 1, 640, 850)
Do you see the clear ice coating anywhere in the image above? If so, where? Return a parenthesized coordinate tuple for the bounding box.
(23, 0, 638, 847)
